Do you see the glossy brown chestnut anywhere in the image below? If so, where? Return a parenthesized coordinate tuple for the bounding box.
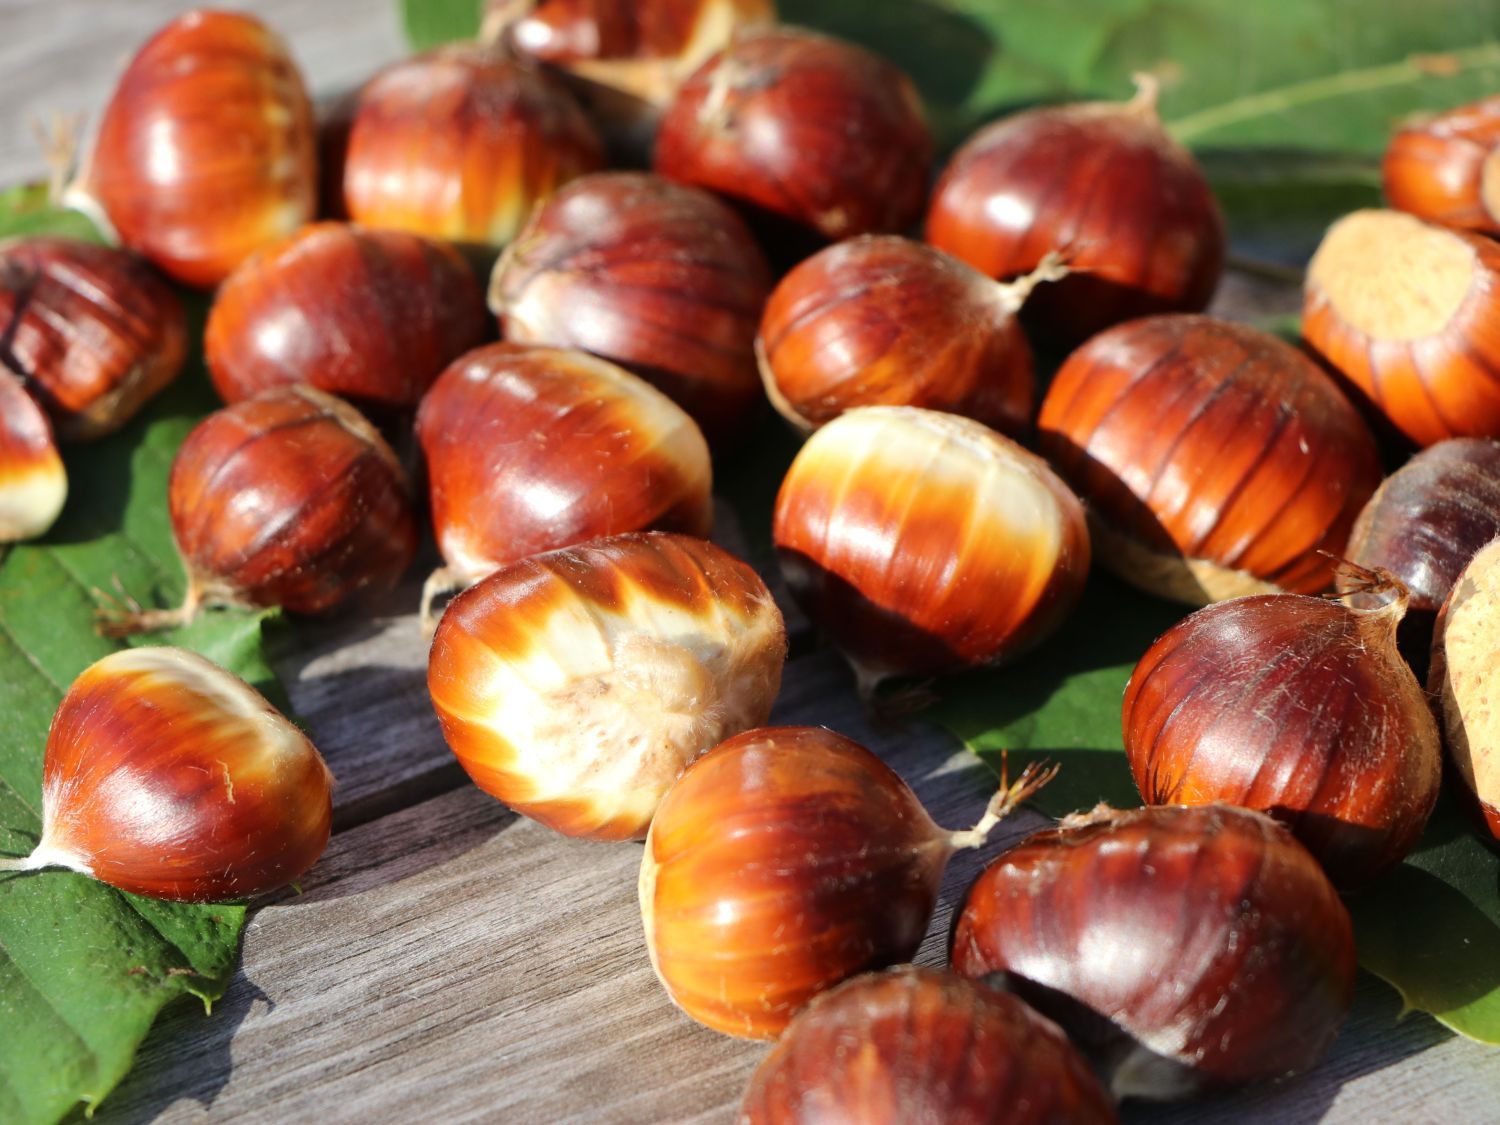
(0, 371, 66, 543)
(774, 406, 1089, 695)
(1341, 437, 1500, 674)
(654, 28, 931, 243)
(0, 647, 333, 901)
(101, 386, 417, 634)
(489, 172, 773, 446)
(1384, 97, 1500, 235)
(926, 80, 1225, 344)
(206, 223, 490, 413)
(1304, 209, 1500, 447)
(416, 343, 713, 610)
(757, 236, 1062, 437)
(1122, 582, 1442, 886)
(739, 967, 1118, 1125)
(951, 804, 1357, 1100)
(343, 45, 605, 248)
(0, 237, 186, 441)
(429, 532, 786, 839)
(1430, 537, 1500, 841)
(77, 9, 316, 287)
(1037, 315, 1381, 604)
(641, 726, 1052, 1038)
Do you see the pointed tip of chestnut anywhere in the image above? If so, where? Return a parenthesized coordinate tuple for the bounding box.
(0, 373, 67, 543)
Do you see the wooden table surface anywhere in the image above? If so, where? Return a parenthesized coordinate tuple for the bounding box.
(3, 2, 1498, 1122)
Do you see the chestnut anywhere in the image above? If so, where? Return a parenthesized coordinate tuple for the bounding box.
(416, 343, 713, 616)
(951, 803, 1356, 1100)
(774, 405, 1089, 696)
(489, 172, 773, 447)
(206, 223, 491, 414)
(1304, 209, 1500, 447)
(76, 9, 316, 287)
(0, 647, 333, 902)
(343, 45, 605, 248)
(0, 237, 186, 441)
(1384, 96, 1500, 235)
(654, 27, 931, 244)
(739, 967, 1118, 1125)
(640, 725, 1052, 1039)
(1122, 579, 1442, 886)
(1036, 314, 1382, 604)
(0, 371, 66, 543)
(926, 79, 1225, 344)
(428, 531, 786, 840)
(757, 236, 1063, 437)
(100, 386, 417, 634)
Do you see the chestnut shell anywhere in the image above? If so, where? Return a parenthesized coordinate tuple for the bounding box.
(1383, 96, 1500, 235)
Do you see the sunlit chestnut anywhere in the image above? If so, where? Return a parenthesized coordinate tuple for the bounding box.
(0, 371, 66, 543)
(1304, 208, 1500, 447)
(74, 9, 316, 287)
(343, 44, 605, 247)
(0, 236, 186, 441)
(654, 28, 931, 243)
(416, 343, 713, 619)
(926, 78, 1225, 344)
(774, 405, 1088, 696)
(206, 223, 490, 414)
(641, 725, 1053, 1038)
(0, 646, 333, 901)
(428, 532, 786, 840)
(1037, 314, 1381, 604)
(739, 967, 1118, 1125)
(951, 803, 1356, 1100)
(1384, 97, 1500, 235)
(489, 172, 772, 447)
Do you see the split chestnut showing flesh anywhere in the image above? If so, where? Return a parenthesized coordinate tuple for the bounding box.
(428, 532, 786, 840)
(206, 223, 490, 413)
(1384, 97, 1500, 235)
(774, 406, 1088, 696)
(1122, 577, 1442, 886)
(641, 726, 1053, 1038)
(489, 172, 773, 447)
(0, 237, 186, 441)
(1304, 209, 1500, 447)
(654, 28, 931, 243)
(1037, 315, 1381, 605)
(951, 804, 1356, 1100)
(739, 967, 1119, 1125)
(0, 647, 333, 901)
(77, 9, 316, 287)
(101, 387, 417, 634)
(0, 372, 66, 543)
(343, 45, 605, 247)
(926, 79, 1225, 344)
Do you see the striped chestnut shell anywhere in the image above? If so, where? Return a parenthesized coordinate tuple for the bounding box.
(428, 532, 786, 840)
(1384, 96, 1500, 235)
(1037, 314, 1381, 605)
(80, 9, 316, 287)
(0, 237, 186, 441)
(0, 370, 66, 543)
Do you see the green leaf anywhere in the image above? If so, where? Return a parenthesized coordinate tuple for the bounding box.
(401, 0, 483, 51)
(0, 188, 275, 1124)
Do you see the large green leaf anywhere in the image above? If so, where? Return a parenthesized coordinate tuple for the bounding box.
(0, 186, 276, 1123)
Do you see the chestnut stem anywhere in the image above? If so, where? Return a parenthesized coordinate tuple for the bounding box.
(32, 111, 82, 205)
(94, 580, 203, 638)
(1125, 72, 1162, 120)
(992, 251, 1070, 315)
(947, 758, 1059, 850)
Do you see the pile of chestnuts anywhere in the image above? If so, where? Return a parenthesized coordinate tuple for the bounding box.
(7, 1, 1500, 1118)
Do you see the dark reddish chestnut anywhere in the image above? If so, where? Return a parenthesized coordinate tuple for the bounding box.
(926, 80, 1225, 344)
(1122, 578, 1442, 886)
(1304, 209, 1500, 447)
(0, 237, 186, 441)
(206, 223, 490, 413)
(951, 804, 1357, 1100)
(343, 45, 605, 248)
(0, 371, 66, 543)
(100, 386, 417, 634)
(1037, 315, 1382, 604)
(654, 28, 931, 243)
(489, 172, 773, 446)
(640, 726, 1052, 1038)
(76, 9, 316, 287)
(1384, 97, 1500, 235)
(739, 967, 1118, 1125)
